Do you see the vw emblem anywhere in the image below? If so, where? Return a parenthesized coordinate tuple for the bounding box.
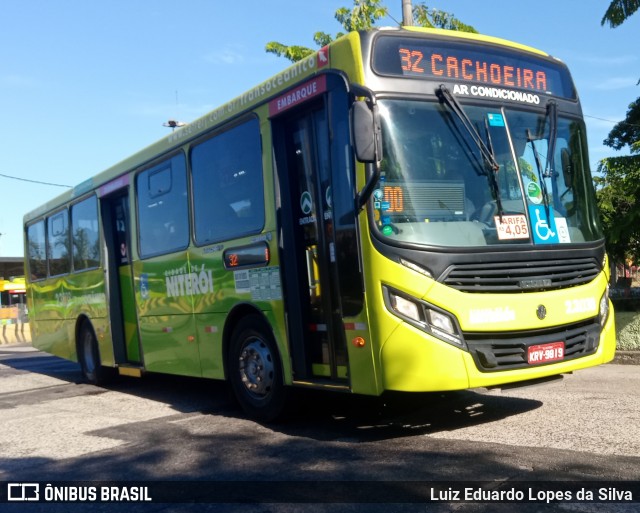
(536, 305, 547, 320)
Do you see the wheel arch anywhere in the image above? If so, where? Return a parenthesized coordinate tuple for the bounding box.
(74, 314, 94, 360)
(222, 303, 279, 380)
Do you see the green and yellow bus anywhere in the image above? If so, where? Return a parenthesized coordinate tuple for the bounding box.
(24, 27, 615, 421)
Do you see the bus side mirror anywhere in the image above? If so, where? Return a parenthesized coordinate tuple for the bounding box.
(351, 100, 383, 163)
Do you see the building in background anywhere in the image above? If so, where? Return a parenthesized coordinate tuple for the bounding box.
(0, 257, 29, 344)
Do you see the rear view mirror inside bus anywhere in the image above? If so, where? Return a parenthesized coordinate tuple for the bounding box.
(561, 148, 573, 189)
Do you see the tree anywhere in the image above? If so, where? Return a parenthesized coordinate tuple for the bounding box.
(603, 99, 640, 153)
(412, 4, 477, 32)
(334, 0, 389, 31)
(596, 1, 640, 276)
(595, 156, 640, 266)
(266, 0, 387, 63)
(265, 1, 476, 63)
(601, 0, 640, 28)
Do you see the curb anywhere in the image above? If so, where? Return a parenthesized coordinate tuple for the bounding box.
(613, 351, 640, 365)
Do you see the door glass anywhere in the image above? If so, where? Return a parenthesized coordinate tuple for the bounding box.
(113, 197, 129, 266)
(290, 114, 329, 367)
(111, 194, 140, 363)
(284, 105, 348, 376)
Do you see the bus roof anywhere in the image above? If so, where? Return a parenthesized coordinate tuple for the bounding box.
(401, 26, 551, 58)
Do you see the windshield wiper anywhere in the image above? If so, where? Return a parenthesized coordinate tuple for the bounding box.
(544, 101, 560, 209)
(544, 101, 558, 181)
(528, 128, 550, 213)
(527, 101, 557, 218)
(437, 85, 504, 217)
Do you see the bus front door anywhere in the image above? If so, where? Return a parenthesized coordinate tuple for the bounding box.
(275, 102, 349, 384)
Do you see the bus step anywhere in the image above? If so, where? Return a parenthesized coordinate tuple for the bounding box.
(117, 365, 144, 378)
(292, 380, 350, 392)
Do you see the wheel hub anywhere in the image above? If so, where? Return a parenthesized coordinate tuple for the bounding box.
(239, 339, 274, 398)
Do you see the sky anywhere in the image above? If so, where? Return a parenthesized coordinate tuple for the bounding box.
(1, 0, 638, 258)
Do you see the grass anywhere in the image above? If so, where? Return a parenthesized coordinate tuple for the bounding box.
(615, 310, 640, 351)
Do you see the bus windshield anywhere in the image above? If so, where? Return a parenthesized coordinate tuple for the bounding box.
(372, 99, 603, 247)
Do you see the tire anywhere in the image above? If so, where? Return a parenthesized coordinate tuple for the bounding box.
(78, 321, 112, 385)
(228, 315, 288, 422)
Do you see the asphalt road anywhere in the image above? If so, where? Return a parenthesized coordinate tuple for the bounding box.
(1, 343, 639, 513)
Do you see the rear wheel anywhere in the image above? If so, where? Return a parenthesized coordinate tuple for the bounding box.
(228, 315, 288, 422)
(78, 321, 112, 385)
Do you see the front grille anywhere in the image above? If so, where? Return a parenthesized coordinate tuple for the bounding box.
(465, 320, 601, 372)
(442, 257, 600, 293)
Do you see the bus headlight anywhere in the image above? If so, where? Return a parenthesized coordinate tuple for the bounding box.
(389, 293, 422, 323)
(427, 310, 457, 337)
(599, 286, 610, 328)
(384, 286, 465, 348)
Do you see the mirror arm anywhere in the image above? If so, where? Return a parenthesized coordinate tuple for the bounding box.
(350, 83, 377, 106)
(356, 162, 380, 212)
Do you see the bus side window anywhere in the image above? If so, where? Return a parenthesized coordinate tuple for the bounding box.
(191, 117, 265, 245)
(47, 210, 71, 276)
(27, 220, 47, 280)
(71, 195, 100, 271)
(136, 154, 189, 258)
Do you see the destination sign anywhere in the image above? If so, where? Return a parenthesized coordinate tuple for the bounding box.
(373, 36, 575, 100)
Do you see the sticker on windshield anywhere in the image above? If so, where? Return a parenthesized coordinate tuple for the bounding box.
(555, 217, 571, 243)
(494, 214, 529, 240)
(487, 113, 505, 127)
(526, 182, 543, 204)
(529, 205, 560, 244)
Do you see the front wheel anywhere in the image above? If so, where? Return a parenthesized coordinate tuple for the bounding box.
(228, 315, 288, 422)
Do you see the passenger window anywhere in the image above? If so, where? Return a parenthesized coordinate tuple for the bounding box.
(136, 154, 189, 257)
(191, 118, 265, 245)
(71, 195, 100, 271)
(27, 220, 47, 280)
(47, 210, 71, 276)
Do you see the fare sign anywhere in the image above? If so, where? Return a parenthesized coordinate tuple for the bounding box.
(494, 214, 529, 240)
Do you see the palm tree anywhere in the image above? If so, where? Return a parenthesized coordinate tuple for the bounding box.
(601, 0, 640, 28)
(266, 1, 476, 63)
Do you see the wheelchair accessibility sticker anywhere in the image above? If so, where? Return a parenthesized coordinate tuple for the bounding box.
(528, 204, 559, 244)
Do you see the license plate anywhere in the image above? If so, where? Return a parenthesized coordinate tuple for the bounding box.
(527, 341, 565, 364)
